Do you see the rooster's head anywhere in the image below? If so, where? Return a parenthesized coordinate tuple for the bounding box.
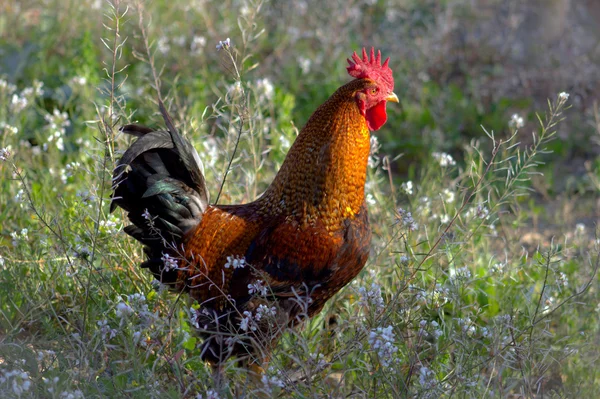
(347, 47, 398, 131)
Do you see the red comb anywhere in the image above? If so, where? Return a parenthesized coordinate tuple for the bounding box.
(346, 47, 394, 90)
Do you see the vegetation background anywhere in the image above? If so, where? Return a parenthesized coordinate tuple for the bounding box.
(0, 0, 598, 397)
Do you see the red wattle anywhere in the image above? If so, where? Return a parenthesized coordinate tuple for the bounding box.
(365, 101, 387, 131)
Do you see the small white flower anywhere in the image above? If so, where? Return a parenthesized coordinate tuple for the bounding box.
(142, 208, 152, 220)
(297, 56, 312, 74)
(0, 122, 19, 135)
(557, 271, 568, 288)
(248, 280, 268, 296)
(191, 35, 207, 54)
(401, 180, 413, 195)
(366, 193, 376, 205)
(432, 152, 456, 167)
(368, 325, 398, 368)
(224, 255, 246, 269)
(71, 76, 87, 86)
(216, 37, 231, 50)
(396, 208, 418, 231)
(419, 366, 437, 389)
(0, 147, 11, 161)
(161, 253, 178, 271)
(255, 304, 277, 321)
(358, 283, 384, 312)
(509, 113, 525, 129)
(255, 78, 275, 101)
(239, 310, 256, 331)
(558, 92, 569, 101)
(491, 262, 506, 274)
(157, 36, 170, 54)
(115, 301, 133, 318)
(442, 188, 455, 203)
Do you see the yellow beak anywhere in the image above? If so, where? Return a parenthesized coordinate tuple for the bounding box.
(386, 92, 399, 103)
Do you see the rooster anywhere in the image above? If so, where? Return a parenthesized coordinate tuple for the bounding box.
(111, 48, 397, 372)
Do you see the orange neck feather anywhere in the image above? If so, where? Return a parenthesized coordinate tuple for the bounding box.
(259, 81, 371, 230)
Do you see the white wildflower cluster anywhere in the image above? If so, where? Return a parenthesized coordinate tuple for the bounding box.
(441, 188, 455, 203)
(44, 108, 70, 151)
(401, 180, 413, 195)
(480, 326, 492, 339)
(368, 135, 381, 168)
(432, 152, 456, 167)
(59, 389, 84, 399)
(226, 81, 243, 99)
(416, 196, 431, 218)
(75, 189, 96, 207)
(0, 78, 17, 94)
(413, 283, 450, 308)
(239, 304, 277, 332)
(255, 304, 277, 321)
(41, 375, 59, 394)
(161, 253, 179, 271)
(466, 203, 489, 220)
(157, 36, 170, 55)
(189, 307, 206, 329)
(0, 368, 32, 396)
(216, 37, 231, 50)
(60, 162, 81, 184)
(115, 301, 133, 319)
(491, 261, 506, 274)
(297, 56, 312, 75)
(395, 208, 418, 231)
(418, 319, 443, 339)
(2, 76, 42, 113)
(368, 325, 398, 368)
(575, 223, 586, 235)
(191, 35, 206, 55)
(0, 146, 11, 161)
(115, 293, 153, 330)
(358, 282, 385, 312)
(255, 78, 275, 102)
(10, 228, 29, 247)
(261, 374, 285, 394)
(239, 311, 256, 332)
(365, 193, 376, 205)
(418, 366, 438, 391)
(10, 93, 28, 113)
(509, 113, 525, 129)
(73, 244, 91, 260)
(97, 319, 117, 341)
(248, 279, 268, 296)
(70, 76, 87, 86)
(556, 271, 568, 288)
(197, 389, 221, 399)
(451, 266, 472, 280)
(224, 255, 246, 269)
(14, 189, 25, 203)
(99, 215, 121, 235)
(0, 121, 19, 135)
(309, 352, 328, 369)
(455, 317, 476, 336)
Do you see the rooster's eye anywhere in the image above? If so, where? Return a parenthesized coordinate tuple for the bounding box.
(370, 88, 378, 95)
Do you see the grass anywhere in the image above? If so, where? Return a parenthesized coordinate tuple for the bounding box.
(1, 0, 599, 397)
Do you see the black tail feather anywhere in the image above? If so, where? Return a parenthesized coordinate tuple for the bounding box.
(111, 103, 209, 284)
